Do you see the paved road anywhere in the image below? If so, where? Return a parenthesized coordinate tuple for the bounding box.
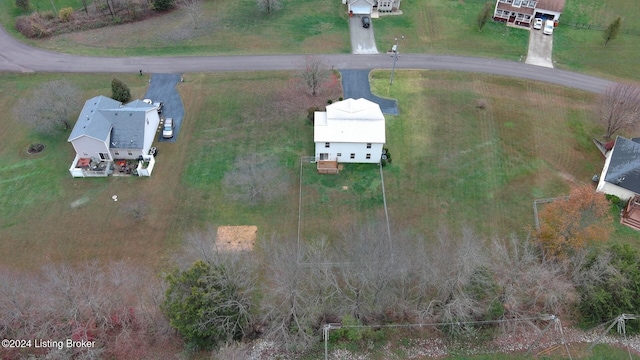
(0, 25, 613, 94)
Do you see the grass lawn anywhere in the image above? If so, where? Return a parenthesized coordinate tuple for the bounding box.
(370, 70, 632, 240)
(553, 0, 640, 80)
(2, 69, 635, 272)
(373, 0, 529, 62)
(300, 162, 385, 243)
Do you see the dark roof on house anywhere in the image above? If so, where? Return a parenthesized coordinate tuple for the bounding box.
(535, 0, 565, 13)
(604, 136, 640, 194)
(496, 2, 535, 15)
(68, 96, 155, 149)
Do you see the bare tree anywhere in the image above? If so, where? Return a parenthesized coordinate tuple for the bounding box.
(178, 0, 202, 28)
(0, 261, 164, 359)
(327, 222, 400, 323)
(259, 236, 321, 349)
(223, 154, 291, 206)
(489, 235, 576, 333)
(256, 0, 281, 14)
(300, 56, 331, 96)
(599, 82, 640, 138)
(420, 227, 488, 332)
(13, 80, 81, 135)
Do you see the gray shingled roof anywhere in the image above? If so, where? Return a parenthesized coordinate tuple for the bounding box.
(68, 96, 120, 142)
(604, 136, 640, 194)
(68, 96, 155, 149)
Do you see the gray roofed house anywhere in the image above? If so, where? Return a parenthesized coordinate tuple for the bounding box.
(67, 95, 161, 178)
(596, 136, 640, 200)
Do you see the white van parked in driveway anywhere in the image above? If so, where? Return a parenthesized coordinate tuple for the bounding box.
(162, 118, 174, 139)
(543, 20, 554, 35)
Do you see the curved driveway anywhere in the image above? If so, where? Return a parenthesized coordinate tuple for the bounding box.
(0, 26, 613, 94)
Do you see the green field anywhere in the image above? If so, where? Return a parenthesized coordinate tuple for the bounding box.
(2, 70, 636, 272)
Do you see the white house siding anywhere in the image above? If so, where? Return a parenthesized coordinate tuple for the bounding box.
(111, 148, 145, 160)
(142, 110, 161, 155)
(315, 142, 383, 164)
(596, 182, 636, 202)
(71, 136, 110, 161)
(349, 0, 373, 14)
(596, 150, 636, 201)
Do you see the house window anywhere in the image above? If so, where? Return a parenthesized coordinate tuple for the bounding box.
(325, 142, 330, 148)
(350, 153, 355, 159)
(337, 153, 342, 157)
(513, 0, 521, 6)
(83, 152, 88, 156)
(99, 153, 109, 160)
(366, 143, 372, 149)
(128, 151, 133, 156)
(366, 154, 371, 159)
(115, 151, 120, 156)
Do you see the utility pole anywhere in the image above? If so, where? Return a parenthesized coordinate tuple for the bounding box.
(389, 35, 404, 85)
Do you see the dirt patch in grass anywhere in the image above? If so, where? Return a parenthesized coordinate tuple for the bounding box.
(216, 226, 257, 252)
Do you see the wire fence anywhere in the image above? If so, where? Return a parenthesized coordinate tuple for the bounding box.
(563, 22, 640, 36)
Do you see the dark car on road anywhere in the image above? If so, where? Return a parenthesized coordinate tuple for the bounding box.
(362, 16, 370, 28)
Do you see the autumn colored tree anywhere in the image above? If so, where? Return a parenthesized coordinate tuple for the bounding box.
(536, 185, 613, 260)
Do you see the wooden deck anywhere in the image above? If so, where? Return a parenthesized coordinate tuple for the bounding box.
(317, 160, 340, 174)
(621, 195, 640, 231)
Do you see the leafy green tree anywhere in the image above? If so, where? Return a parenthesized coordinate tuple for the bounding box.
(574, 244, 640, 333)
(477, 2, 493, 31)
(163, 261, 250, 349)
(152, 0, 175, 12)
(111, 78, 131, 103)
(603, 17, 622, 46)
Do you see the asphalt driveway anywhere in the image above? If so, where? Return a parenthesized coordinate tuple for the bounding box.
(526, 27, 554, 68)
(340, 69, 398, 115)
(349, 15, 378, 54)
(143, 74, 185, 143)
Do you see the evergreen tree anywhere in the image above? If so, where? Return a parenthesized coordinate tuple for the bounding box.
(163, 261, 250, 349)
(603, 17, 622, 46)
(111, 78, 131, 103)
(477, 2, 493, 31)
